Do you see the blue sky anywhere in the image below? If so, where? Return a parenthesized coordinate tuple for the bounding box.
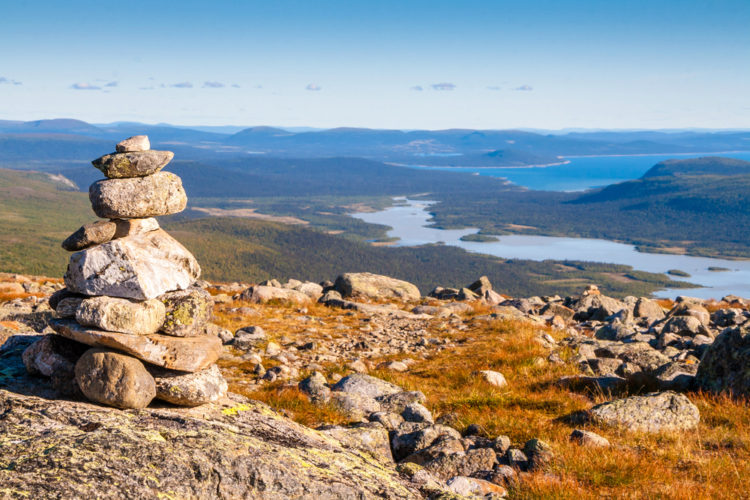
(1, 0, 749, 129)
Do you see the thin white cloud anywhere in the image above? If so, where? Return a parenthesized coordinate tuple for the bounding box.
(487, 86, 502, 91)
(170, 82, 193, 88)
(0, 77, 22, 85)
(104, 81, 118, 87)
(515, 84, 533, 91)
(432, 82, 456, 91)
(306, 83, 322, 91)
(203, 81, 225, 88)
(410, 85, 424, 91)
(71, 82, 101, 90)
(231, 83, 241, 88)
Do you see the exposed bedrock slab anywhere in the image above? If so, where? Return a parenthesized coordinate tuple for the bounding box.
(75, 348, 156, 409)
(92, 150, 174, 178)
(76, 296, 166, 335)
(64, 229, 200, 300)
(159, 287, 213, 337)
(89, 172, 187, 218)
(51, 318, 221, 372)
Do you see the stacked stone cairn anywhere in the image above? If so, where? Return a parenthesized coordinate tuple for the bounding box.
(43, 135, 227, 409)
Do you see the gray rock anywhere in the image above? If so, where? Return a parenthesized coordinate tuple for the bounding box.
(334, 272, 421, 301)
(401, 402, 434, 424)
(239, 285, 313, 305)
(89, 172, 187, 218)
(48, 288, 84, 311)
(112, 217, 160, 238)
(634, 297, 665, 321)
(299, 371, 331, 403)
(150, 364, 227, 407)
(445, 476, 507, 497)
(467, 276, 493, 295)
(575, 294, 626, 321)
(653, 361, 698, 391)
(329, 391, 381, 421)
(64, 229, 200, 300)
(22, 334, 87, 395)
(504, 448, 528, 469)
(369, 411, 405, 431)
(477, 369, 507, 387)
(523, 438, 553, 470)
(76, 296, 166, 335)
(50, 318, 221, 372)
(662, 315, 708, 337)
(115, 135, 150, 153)
(696, 324, 750, 396)
(375, 391, 427, 414)
(391, 425, 462, 461)
(75, 348, 156, 409)
(62, 220, 117, 251)
(570, 429, 610, 447)
(55, 296, 84, 318)
(158, 287, 213, 337)
(232, 326, 267, 350)
(424, 447, 498, 481)
(92, 150, 174, 178)
(333, 373, 403, 399)
(587, 391, 700, 433)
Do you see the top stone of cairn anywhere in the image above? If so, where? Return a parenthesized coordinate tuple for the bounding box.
(116, 135, 150, 153)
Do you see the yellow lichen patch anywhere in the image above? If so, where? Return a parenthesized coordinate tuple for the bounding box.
(221, 403, 253, 416)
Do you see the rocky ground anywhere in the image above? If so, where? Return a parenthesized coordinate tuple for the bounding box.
(1, 271, 749, 499)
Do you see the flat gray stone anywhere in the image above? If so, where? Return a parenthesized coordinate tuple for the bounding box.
(76, 296, 166, 335)
(89, 172, 187, 218)
(75, 348, 156, 409)
(51, 318, 221, 372)
(64, 229, 200, 300)
(587, 391, 699, 433)
(113, 217, 160, 238)
(115, 135, 150, 153)
(92, 150, 174, 178)
(149, 364, 227, 407)
(333, 272, 421, 301)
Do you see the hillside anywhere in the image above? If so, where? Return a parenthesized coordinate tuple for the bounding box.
(0, 168, 689, 298)
(427, 157, 750, 258)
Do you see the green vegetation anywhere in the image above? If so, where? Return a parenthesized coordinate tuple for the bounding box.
(666, 269, 691, 277)
(459, 233, 500, 243)
(708, 266, 730, 272)
(0, 168, 691, 298)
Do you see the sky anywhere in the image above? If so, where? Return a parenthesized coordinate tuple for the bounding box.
(1, 0, 749, 130)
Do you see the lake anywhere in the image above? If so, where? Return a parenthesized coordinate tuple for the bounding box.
(351, 199, 750, 299)
(407, 151, 750, 191)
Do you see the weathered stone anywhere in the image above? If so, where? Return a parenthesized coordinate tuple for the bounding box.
(329, 391, 381, 421)
(299, 371, 331, 403)
(113, 217, 160, 238)
(587, 391, 700, 433)
(89, 172, 187, 218)
(55, 296, 84, 318)
(115, 134, 150, 153)
(149, 364, 227, 407)
(76, 296, 166, 335)
(662, 315, 708, 337)
(48, 288, 83, 311)
(401, 402, 434, 424)
(92, 150, 174, 178)
(159, 287, 213, 337)
(376, 391, 427, 414)
(240, 285, 312, 305)
(653, 361, 698, 391)
(523, 438, 553, 470)
(575, 294, 626, 321)
(391, 425, 462, 461)
(424, 448, 498, 481)
(0, 390, 418, 498)
(334, 272, 421, 301)
(570, 429, 610, 447)
(22, 334, 88, 395)
(477, 369, 507, 388)
(332, 373, 403, 399)
(232, 325, 267, 350)
(634, 297, 665, 321)
(75, 348, 156, 409)
(51, 318, 221, 372)
(696, 324, 750, 396)
(467, 275, 493, 295)
(64, 229, 200, 300)
(62, 220, 117, 251)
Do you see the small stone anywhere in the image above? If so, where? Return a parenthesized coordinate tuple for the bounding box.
(62, 220, 117, 251)
(115, 135, 150, 153)
(570, 429, 610, 447)
(158, 287, 213, 337)
(332, 373, 402, 399)
(587, 391, 700, 433)
(477, 369, 507, 388)
(233, 326, 267, 350)
(48, 288, 83, 311)
(51, 318, 221, 372)
(299, 371, 331, 403)
(149, 364, 227, 407)
(265, 341, 281, 356)
(379, 360, 409, 372)
(76, 296, 166, 335)
(113, 217, 160, 238)
(75, 348, 156, 409)
(55, 296, 84, 318)
(401, 402, 434, 423)
(330, 392, 381, 421)
(505, 448, 528, 469)
(445, 476, 507, 497)
(92, 150, 174, 178)
(22, 335, 88, 389)
(89, 172, 187, 218)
